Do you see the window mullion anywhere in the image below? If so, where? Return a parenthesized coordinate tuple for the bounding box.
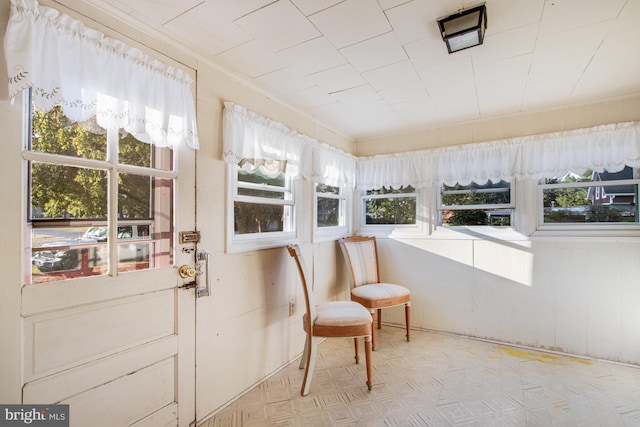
(107, 129, 119, 276)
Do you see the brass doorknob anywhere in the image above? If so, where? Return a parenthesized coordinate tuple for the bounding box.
(178, 265, 196, 278)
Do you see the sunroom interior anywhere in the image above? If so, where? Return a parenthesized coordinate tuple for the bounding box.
(1, 0, 640, 426)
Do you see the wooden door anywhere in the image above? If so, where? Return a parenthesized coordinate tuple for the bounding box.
(2, 100, 198, 427)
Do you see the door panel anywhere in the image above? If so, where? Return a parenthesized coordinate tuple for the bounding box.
(23, 291, 175, 380)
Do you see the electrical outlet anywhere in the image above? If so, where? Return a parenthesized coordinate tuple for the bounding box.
(288, 300, 296, 316)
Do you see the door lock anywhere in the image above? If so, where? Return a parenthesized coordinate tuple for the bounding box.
(178, 265, 196, 278)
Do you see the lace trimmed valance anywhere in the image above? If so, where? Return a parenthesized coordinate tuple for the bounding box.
(223, 102, 356, 187)
(357, 121, 640, 190)
(4, 0, 199, 149)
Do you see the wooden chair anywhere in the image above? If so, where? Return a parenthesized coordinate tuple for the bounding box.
(339, 236, 411, 350)
(286, 244, 373, 396)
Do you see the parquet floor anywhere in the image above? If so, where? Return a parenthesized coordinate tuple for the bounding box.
(200, 326, 640, 426)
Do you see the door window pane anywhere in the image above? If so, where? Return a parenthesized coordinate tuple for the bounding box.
(31, 106, 107, 160)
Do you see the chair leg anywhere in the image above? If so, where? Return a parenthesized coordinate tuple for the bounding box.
(377, 308, 382, 329)
(364, 335, 372, 391)
(353, 338, 360, 364)
(369, 311, 376, 350)
(405, 303, 411, 342)
(299, 334, 309, 369)
(300, 336, 317, 396)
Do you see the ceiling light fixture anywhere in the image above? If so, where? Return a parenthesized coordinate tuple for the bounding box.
(437, 3, 487, 54)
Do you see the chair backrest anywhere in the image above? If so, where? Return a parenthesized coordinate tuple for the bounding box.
(287, 245, 316, 327)
(339, 236, 381, 288)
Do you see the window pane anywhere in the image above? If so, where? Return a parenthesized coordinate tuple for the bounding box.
(542, 167, 638, 224)
(119, 132, 174, 171)
(31, 106, 107, 160)
(118, 173, 151, 219)
(317, 184, 340, 195)
(365, 197, 416, 225)
(366, 185, 415, 195)
(31, 225, 108, 283)
(30, 163, 108, 220)
(117, 177, 173, 273)
(317, 197, 340, 227)
(441, 209, 512, 226)
(234, 202, 287, 234)
(441, 180, 510, 206)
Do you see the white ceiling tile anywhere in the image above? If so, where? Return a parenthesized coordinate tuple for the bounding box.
(380, 81, 429, 105)
(539, 0, 626, 35)
(255, 67, 316, 94)
(234, 1, 320, 51)
(477, 78, 526, 116)
(163, 2, 253, 56)
(533, 21, 609, 63)
(610, 0, 640, 34)
(385, 1, 447, 44)
(277, 37, 347, 76)
(288, 86, 336, 109)
(340, 32, 408, 72)
(111, 0, 201, 25)
(214, 40, 287, 78)
(378, 0, 412, 11)
(330, 85, 382, 107)
(362, 60, 421, 91)
(528, 55, 590, 83)
(308, 0, 392, 48)
(473, 23, 538, 63)
(419, 56, 474, 88)
(429, 79, 480, 120)
(522, 79, 574, 110)
(290, 0, 343, 16)
(483, 0, 544, 34)
(404, 37, 460, 69)
(307, 64, 367, 93)
(473, 55, 532, 86)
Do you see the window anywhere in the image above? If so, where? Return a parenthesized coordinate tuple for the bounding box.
(228, 158, 297, 251)
(439, 180, 513, 226)
(539, 167, 639, 228)
(363, 186, 417, 225)
(27, 102, 175, 284)
(314, 183, 348, 240)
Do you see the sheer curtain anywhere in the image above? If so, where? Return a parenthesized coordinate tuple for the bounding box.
(357, 121, 640, 189)
(223, 102, 356, 187)
(5, 0, 199, 148)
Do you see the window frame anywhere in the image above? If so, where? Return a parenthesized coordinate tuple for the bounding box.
(536, 178, 640, 231)
(226, 163, 300, 253)
(357, 186, 426, 238)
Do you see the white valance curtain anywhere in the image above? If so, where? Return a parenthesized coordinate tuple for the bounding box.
(223, 102, 356, 187)
(4, 0, 199, 148)
(358, 121, 640, 190)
